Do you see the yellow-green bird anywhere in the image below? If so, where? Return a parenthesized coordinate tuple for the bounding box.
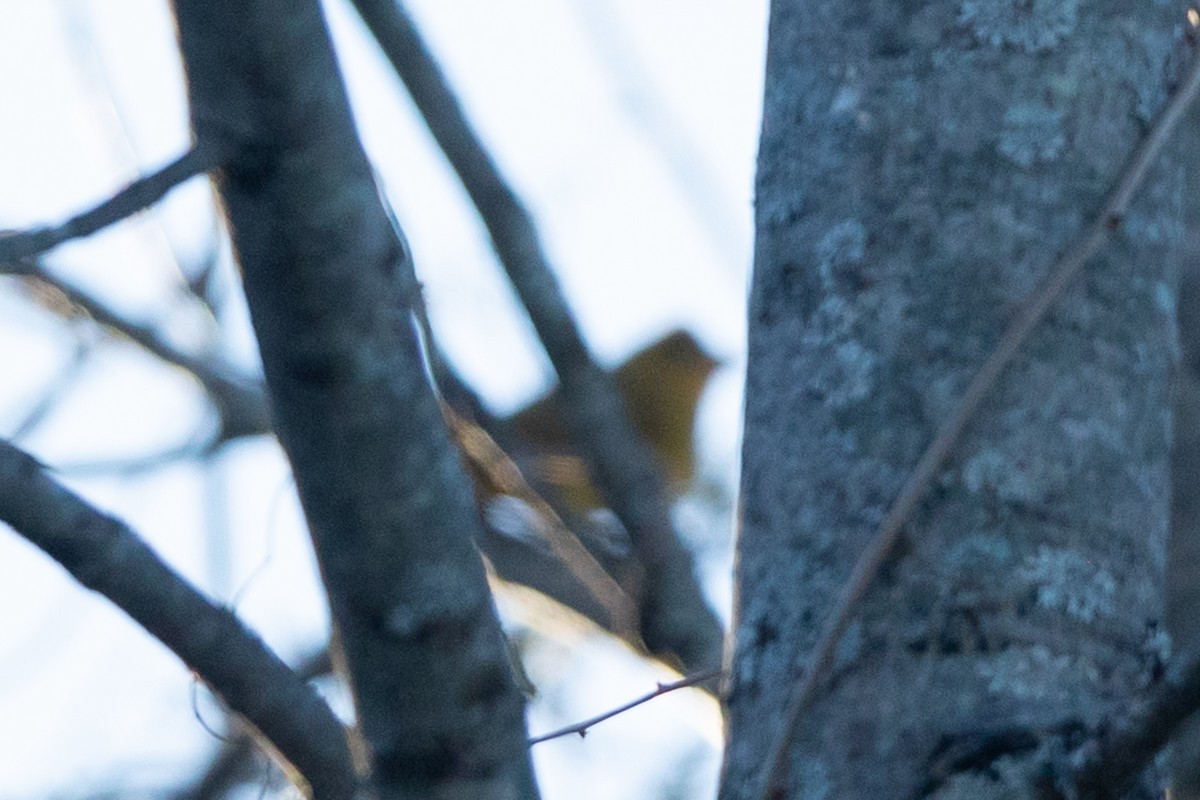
(505, 329, 721, 513)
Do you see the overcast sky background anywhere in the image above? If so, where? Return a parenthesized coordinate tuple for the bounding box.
(0, 1, 767, 797)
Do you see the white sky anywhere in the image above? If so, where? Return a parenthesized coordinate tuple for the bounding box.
(0, 1, 767, 797)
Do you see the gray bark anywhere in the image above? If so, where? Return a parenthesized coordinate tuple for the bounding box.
(722, 2, 1184, 798)
(1167, 215, 1200, 796)
(169, 2, 539, 799)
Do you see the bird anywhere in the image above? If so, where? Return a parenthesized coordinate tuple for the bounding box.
(503, 329, 722, 514)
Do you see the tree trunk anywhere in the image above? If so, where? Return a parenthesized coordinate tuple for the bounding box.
(1166, 119, 1200, 799)
(722, 2, 1183, 798)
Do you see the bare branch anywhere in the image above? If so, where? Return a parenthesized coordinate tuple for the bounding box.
(8, 335, 93, 441)
(754, 39, 1200, 800)
(171, 651, 333, 800)
(350, 0, 724, 674)
(171, 1, 540, 796)
(528, 668, 723, 746)
(0, 440, 358, 800)
(0, 144, 223, 262)
(4, 260, 272, 443)
(55, 436, 217, 476)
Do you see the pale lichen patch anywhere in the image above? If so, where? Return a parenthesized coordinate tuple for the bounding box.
(997, 103, 1066, 167)
(959, 0, 1080, 53)
(977, 645, 1074, 701)
(816, 219, 868, 290)
(809, 340, 877, 409)
(962, 447, 1039, 504)
(1018, 545, 1117, 623)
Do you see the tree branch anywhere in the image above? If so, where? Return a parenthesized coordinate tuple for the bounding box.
(0, 440, 357, 800)
(0, 144, 224, 262)
(350, 0, 724, 673)
(171, 651, 334, 800)
(170, 1, 540, 796)
(1067, 641, 1200, 799)
(528, 668, 722, 745)
(754, 36, 1200, 800)
(3, 258, 272, 443)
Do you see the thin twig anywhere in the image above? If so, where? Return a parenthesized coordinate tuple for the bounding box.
(528, 668, 723, 745)
(0, 144, 223, 262)
(54, 436, 217, 476)
(351, 0, 724, 673)
(8, 335, 93, 442)
(755, 40, 1200, 800)
(170, 651, 333, 800)
(3, 260, 272, 443)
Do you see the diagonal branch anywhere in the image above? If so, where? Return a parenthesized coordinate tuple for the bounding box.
(2, 258, 272, 443)
(1068, 640, 1200, 799)
(351, 0, 724, 673)
(170, 651, 334, 800)
(0, 143, 224, 262)
(3, 255, 654, 644)
(528, 668, 722, 746)
(754, 37, 1200, 800)
(0, 439, 357, 800)
(170, 2, 541, 796)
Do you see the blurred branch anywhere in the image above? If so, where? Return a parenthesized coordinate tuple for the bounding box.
(171, 651, 333, 800)
(528, 667, 722, 745)
(569, 0, 746, 274)
(55, 436, 217, 476)
(0, 440, 357, 800)
(8, 334, 94, 441)
(351, 0, 724, 673)
(0, 143, 223, 262)
(3, 259, 272, 443)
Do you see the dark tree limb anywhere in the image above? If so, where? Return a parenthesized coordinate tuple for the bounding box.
(171, 651, 334, 800)
(169, 2, 540, 797)
(1067, 642, 1200, 800)
(0, 144, 224, 262)
(0, 440, 357, 800)
(350, 0, 724, 673)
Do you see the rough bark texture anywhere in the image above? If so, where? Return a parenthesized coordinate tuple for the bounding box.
(1168, 219, 1200, 796)
(170, 3, 539, 799)
(722, 2, 1184, 798)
